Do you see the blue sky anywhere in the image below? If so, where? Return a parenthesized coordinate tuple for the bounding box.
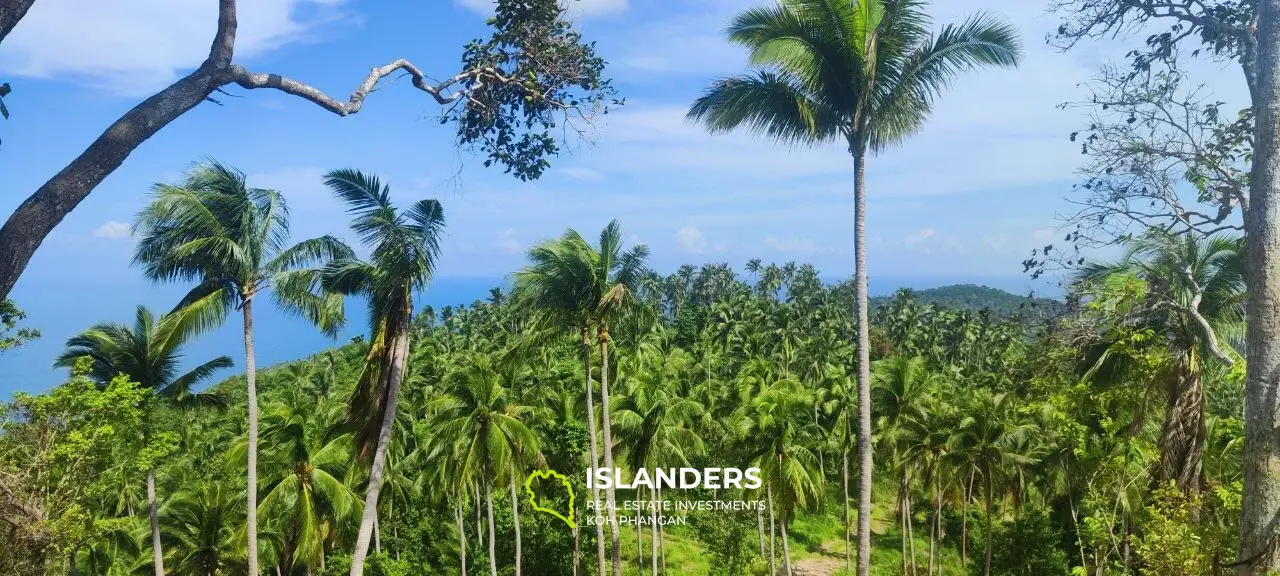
(0, 0, 1253, 393)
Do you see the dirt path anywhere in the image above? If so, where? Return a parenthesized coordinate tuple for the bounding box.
(792, 556, 844, 576)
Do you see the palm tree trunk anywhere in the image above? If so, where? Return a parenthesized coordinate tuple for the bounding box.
(510, 465, 523, 576)
(907, 490, 917, 576)
(636, 501, 644, 572)
(768, 483, 777, 576)
(650, 486, 659, 576)
(962, 468, 973, 566)
(930, 466, 940, 576)
(658, 485, 667, 575)
(572, 514, 581, 576)
(348, 313, 411, 576)
(1160, 353, 1206, 502)
(757, 496, 766, 560)
(598, 328, 622, 576)
(486, 481, 498, 576)
(900, 487, 910, 576)
(243, 299, 261, 576)
(781, 517, 794, 576)
(844, 448, 852, 576)
(69, 548, 77, 576)
(476, 482, 484, 546)
(582, 330, 607, 576)
(374, 515, 381, 554)
(148, 468, 165, 576)
(457, 500, 468, 576)
(983, 465, 993, 576)
(853, 148, 874, 576)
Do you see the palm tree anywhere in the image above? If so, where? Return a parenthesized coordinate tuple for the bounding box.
(1075, 231, 1245, 497)
(315, 168, 446, 576)
(734, 379, 824, 576)
(426, 353, 539, 576)
(257, 396, 362, 573)
(872, 356, 934, 574)
(687, 4, 1021, 573)
(55, 305, 233, 576)
(514, 219, 649, 576)
(951, 388, 1039, 576)
(133, 160, 353, 574)
(160, 483, 243, 576)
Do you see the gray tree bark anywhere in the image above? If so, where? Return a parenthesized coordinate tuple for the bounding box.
(510, 464, 522, 576)
(1240, 5, 1280, 575)
(854, 149, 874, 576)
(486, 480, 497, 576)
(148, 469, 165, 576)
(598, 328, 622, 576)
(348, 311, 410, 575)
(581, 329, 607, 576)
(0, 0, 37, 43)
(242, 298, 260, 575)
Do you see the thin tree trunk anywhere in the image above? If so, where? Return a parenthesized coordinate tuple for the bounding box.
(962, 469, 973, 566)
(599, 328, 622, 576)
(907, 488, 918, 576)
(768, 484, 777, 576)
(457, 500, 468, 576)
(658, 485, 667, 575)
(486, 480, 498, 576)
(394, 523, 400, 561)
(636, 500, 644, 572)
(476, 482, 484, 546)
(901, 487, 910, 576)
(243, 300, 261, 576)
(930, 466, 940, 576)
(374, 515, 381, 554)
(582, 330, 607, 576)
(650, 487, 659, 576)
(510, 465, 523, 576)
(781, 518, 794, 576)
(844, 448, 852, 576)
(984, 466, 993, 576)
(758, 495, 767, 560)
(853, 149, 874, 576)
(68, 548, 77, 576)
(1240, 4, 1280, 573)
(348, 312, 411, 576)
(572, 514, 581, 576)
(148, 469, 165, 576)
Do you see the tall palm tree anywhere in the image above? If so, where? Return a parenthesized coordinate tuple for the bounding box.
(55, 305, 233, 576)
(513, 219, 649, 576)
(315, 168, 446, 576)
(160, 483, 243, 576)
(133, 160, 353, 574)
(687, 3, 1020, 572)
(872, 356, 933, 574)
(426, 353, 539, 576)
(1075, 231, 1245, 497)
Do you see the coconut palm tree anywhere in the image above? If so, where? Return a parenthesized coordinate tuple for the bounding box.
(314, 168, 446, 576)
(425, 353, 539, 576)
(55, 305, 233, 576)
(160, 482, 244, 575)
(1075, 231, 1245, 497)
(513, 219, 649, 576)
(132, 160, 353, 574)
(951, 388, 1039, 576)
(687, 3, 1021, 572)
(257, 396, 362, 573)
(734, 379, 824, 576)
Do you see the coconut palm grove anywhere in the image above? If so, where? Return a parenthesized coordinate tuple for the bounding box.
(2, 0, 1276, 574)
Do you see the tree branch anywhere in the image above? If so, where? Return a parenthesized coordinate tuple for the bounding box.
(229, 60, 483, 115)
(0, 0, 37, 44)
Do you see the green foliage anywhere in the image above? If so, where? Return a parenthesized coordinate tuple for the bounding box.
(453, 0, 619, 181)
(980, 511, 1069, 576)
(688, 510, 766, 576)
(0, 299, 39, 352)
(1133, 485, 1215, 576)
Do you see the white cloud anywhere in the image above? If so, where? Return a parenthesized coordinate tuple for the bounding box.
(675, 226, 707, 254)
(764, 236, 819, 255)
(1031, 228, 1056, 243)
(496, 228, 523, 254)
(905, 228, 936, 246)
(455, 0, 627, 19)
(558, 167, 604, 181)
(0, 0, 350, 95)
(411, 177, 433, 190)
(93, 221, 130, 240)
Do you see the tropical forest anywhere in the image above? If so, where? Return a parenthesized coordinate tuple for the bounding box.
(0, 0, 1272, 576)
